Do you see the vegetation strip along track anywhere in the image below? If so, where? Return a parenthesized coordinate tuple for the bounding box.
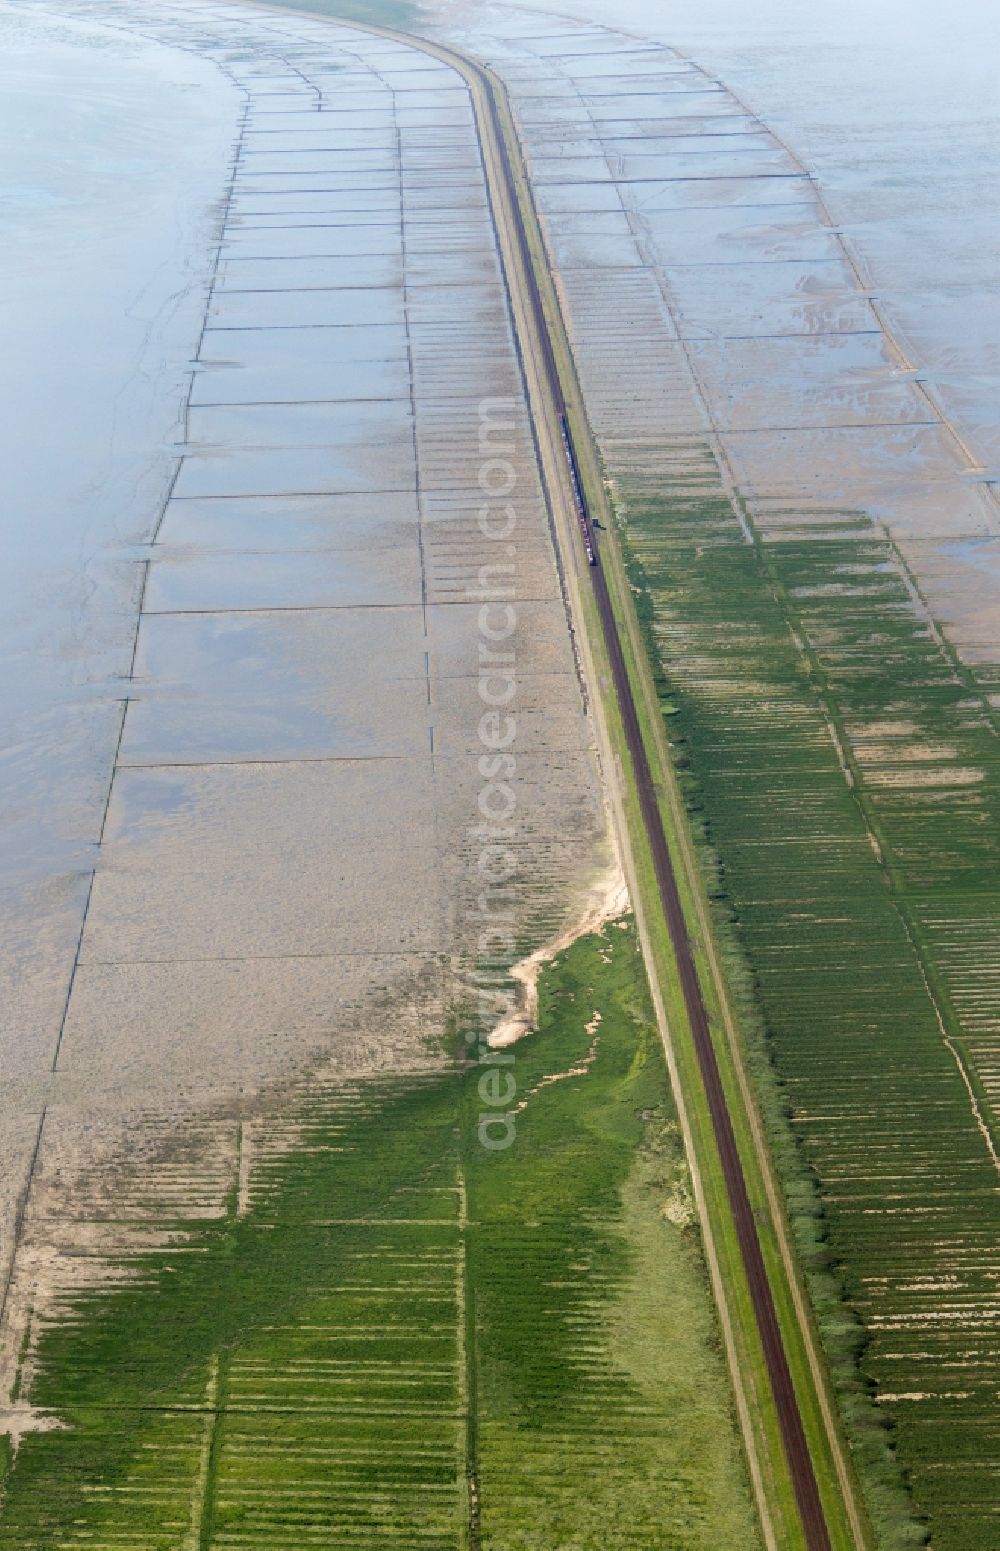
(469, 66, 833, 1551)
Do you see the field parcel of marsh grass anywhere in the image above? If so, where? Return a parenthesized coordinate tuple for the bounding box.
(619, 468, 1000, 1548)
(0, 925, 760, 1550)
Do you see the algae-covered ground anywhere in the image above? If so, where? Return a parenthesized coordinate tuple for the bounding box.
(0, 923, 761, 1550)
(616, 449, 1000, 1549)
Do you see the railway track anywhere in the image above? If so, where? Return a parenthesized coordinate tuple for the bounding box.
(477, 67, 834, 1551)
(322, 11, 850, 1537)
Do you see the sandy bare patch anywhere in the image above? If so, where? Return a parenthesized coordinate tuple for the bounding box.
(489, 868, 630, 1050)
(0, 1403, 66, 1455)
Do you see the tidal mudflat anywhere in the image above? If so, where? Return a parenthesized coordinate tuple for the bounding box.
(1, 0, 603, 1487)
(0, 1, 761, 1545)
(429, 5, 1000, 1544)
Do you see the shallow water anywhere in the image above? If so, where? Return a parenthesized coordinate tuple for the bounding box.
(446, 0, 1000, 472)
(0, 16, 232, 722)
(0, 3, 237, 1071)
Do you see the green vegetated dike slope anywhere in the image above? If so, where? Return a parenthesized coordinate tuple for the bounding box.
(615, 440, 1000, 1551)
(0, 922, 761, 1551)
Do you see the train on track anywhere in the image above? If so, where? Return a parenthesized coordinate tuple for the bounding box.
(482, 75, 599, 570)
(559, 413, 598, 566)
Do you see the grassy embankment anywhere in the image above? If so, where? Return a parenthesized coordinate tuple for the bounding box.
(474, 71, 871, 1551)
(0, 924, 761, 1549)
